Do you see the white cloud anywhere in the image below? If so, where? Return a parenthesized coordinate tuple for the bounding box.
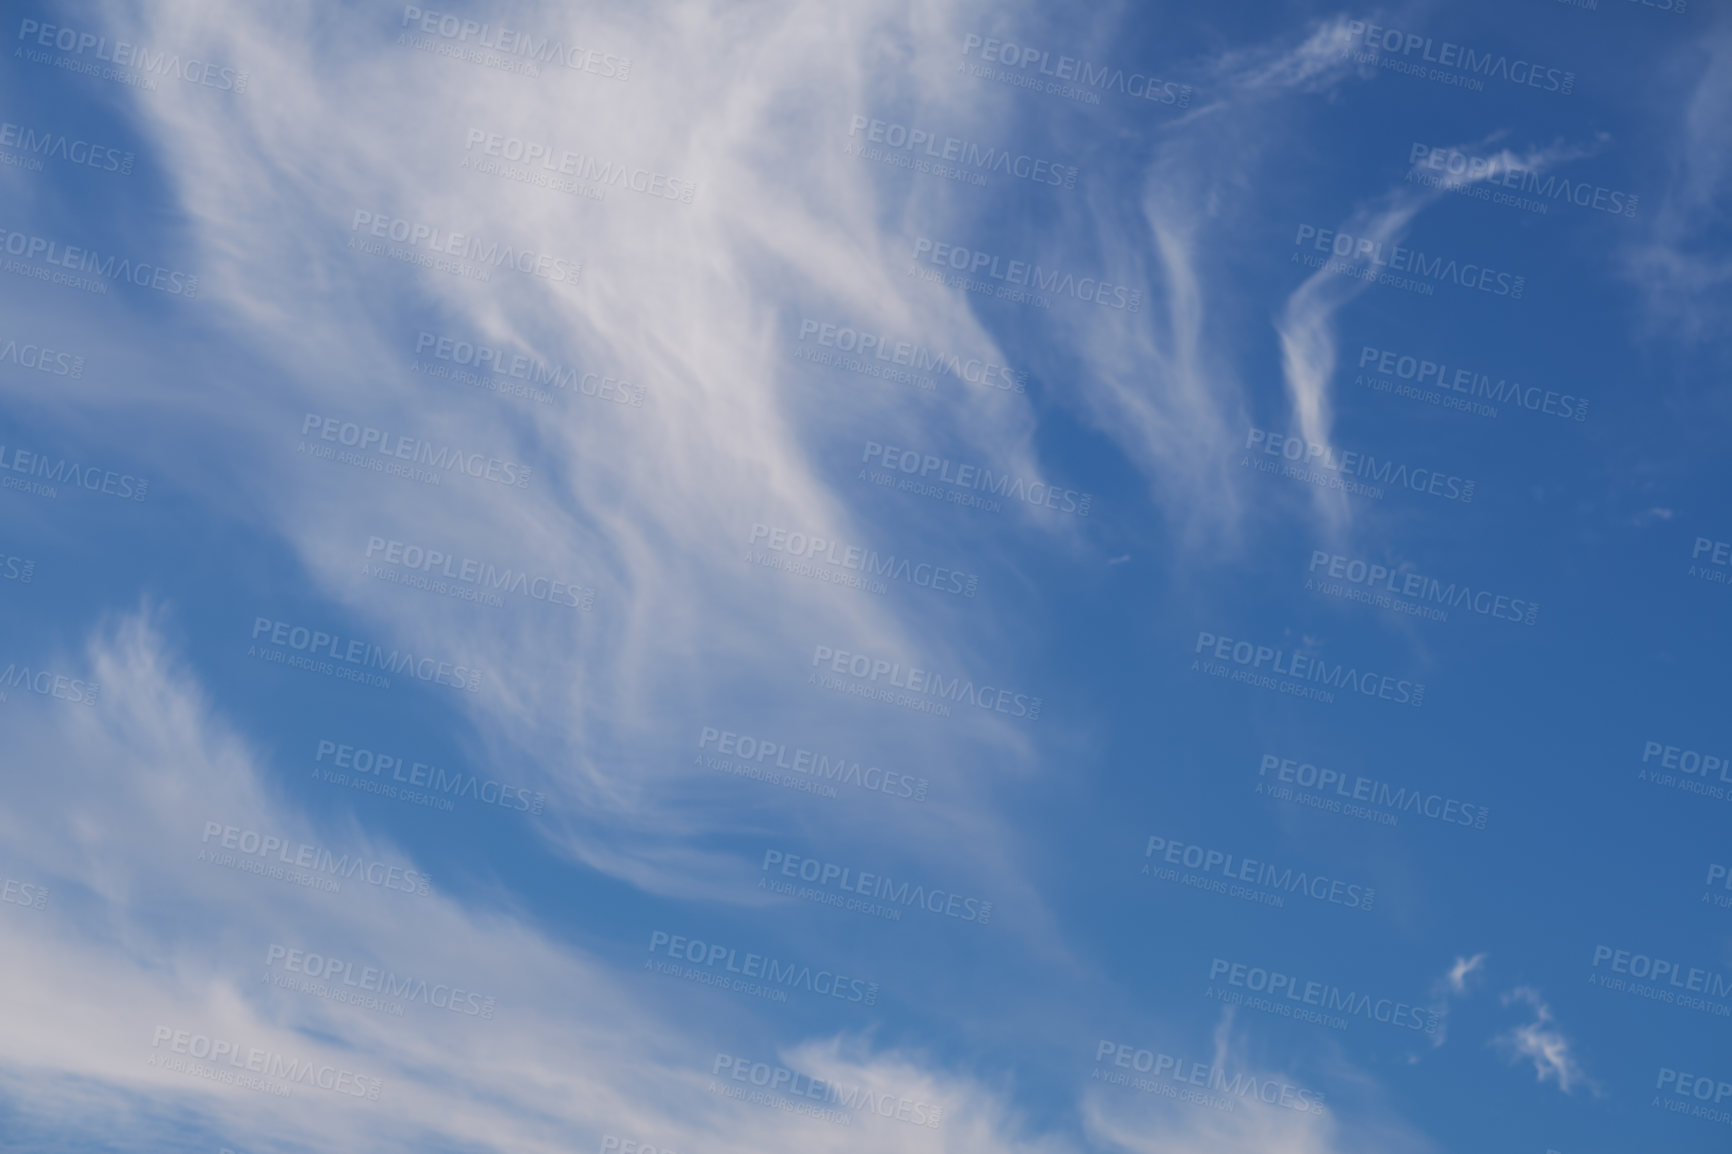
(1493, 988, 1594, 1097)
(1444, 952, 1487, 996)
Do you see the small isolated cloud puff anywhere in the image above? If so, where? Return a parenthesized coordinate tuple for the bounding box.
(1493, 987, 1594, 1097)
(1444, 953, 1487, 997)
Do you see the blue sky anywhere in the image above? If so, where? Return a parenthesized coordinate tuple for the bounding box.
(1, 0, 1730, 1152)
